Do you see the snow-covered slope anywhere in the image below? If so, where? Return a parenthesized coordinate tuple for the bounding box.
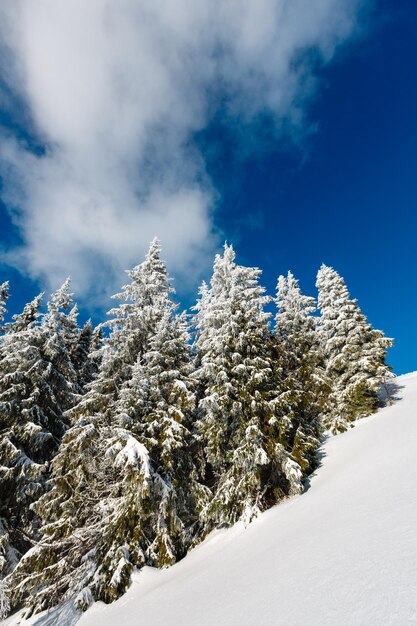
(7, 373, 417, 626)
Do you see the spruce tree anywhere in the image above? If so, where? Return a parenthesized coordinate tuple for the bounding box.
(0, 293, 47, 579)
(316, 264, 393, 433)
(274, 272, 328, 473)
(194, 245, 303, 531)
(9, 239, 204, 615)
(0, 281, 79, 581)
(67, 237, 174, 425)
(40, 279, 79, 428)
(86, 309, 205, 604)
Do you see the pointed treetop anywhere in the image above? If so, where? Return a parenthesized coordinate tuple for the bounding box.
(277, 271, 311, 300)
(49, 277, 74, 312)
(277, 271, 297, 299)
(317, 263, 342, 280)
(222, 242, 235, 263)
(316, 264, 352, 305)
(276, 273, 288, 295)
(114, 238, 173, 304)
(209, 243, 237, 295)
(81, 318, 93, 334)
(10, 293, 44, 332)
(316, 264, 341, 286)
(286, 270, 298, 288)
(147, 236, 161, 256)
(275, 271, 316, 333)
(138, 237, 163, 273)
(213, 243, 236, 269)
(42, 277, 76, 333)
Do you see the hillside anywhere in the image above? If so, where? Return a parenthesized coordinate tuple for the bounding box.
(6, 372, 417, 626)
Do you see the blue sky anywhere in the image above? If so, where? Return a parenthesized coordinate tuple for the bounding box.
(0, 1, 416, 374)
(201, 1, 417, 374)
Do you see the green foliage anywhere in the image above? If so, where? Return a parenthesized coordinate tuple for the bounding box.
(0, 285, 81, 580)
(9, 240, 206, 614)
(316, 264, 393, 433)
(195, 246, 304, 532)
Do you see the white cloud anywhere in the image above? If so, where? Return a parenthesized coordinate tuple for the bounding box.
(0, 0, 363, 301)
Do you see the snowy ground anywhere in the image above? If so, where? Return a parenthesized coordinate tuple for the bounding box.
(6, 372, 417, 626)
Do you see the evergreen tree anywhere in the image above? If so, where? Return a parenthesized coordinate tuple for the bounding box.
(274, 272, 328, 473)
(68, 237, 174, 425)
(9, 239, 204, 615)
(194, 245, 303, 531)
(0, 281, 79, 581)
(85, 309, 206, 604)
(0, 293, 47, 579)
(316, 264, 393, 433)
(40, 279, 79, 427)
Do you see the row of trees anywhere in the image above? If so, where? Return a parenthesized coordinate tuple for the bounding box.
(0, 240, 392, 619)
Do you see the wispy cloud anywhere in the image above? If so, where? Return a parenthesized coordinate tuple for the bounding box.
(0, 0, 363, 301)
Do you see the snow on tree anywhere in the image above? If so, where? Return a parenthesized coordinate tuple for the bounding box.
(40, 279, 79, 425)
(316, 264, 393, 433)
(0, 293, 47, 580)
(194, 245, 303, 531)
(9, 239, 205, 615)
(0, 281, 79, 583)
(274, 272, 328, 473)
(0, 281, 10, 331)
(70, 320, 103, 392)
(83, 308, 207, 604)
(10, 240, 175, 612)
(0, 519, 19, 584)
(0, 576, 10, 621)
(44, 277, 74, 325)
(2, 250, 396, 619)
(68, 237, 174, 425)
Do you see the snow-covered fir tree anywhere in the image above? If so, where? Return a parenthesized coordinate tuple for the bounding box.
(66, 237, 174, 425)
(42, 277, 98, 394)
(0, 281, 80, 581)
(40, 278, 79, 422)
(194, 245, 303, 531)
(0, 293, 47, 580)
(274, 272, 328, 473)
(9, 239, 204, 615)
(12, 241, 178, 609)
(316, 264, 393, 433)
(85, 309, 207, 604)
